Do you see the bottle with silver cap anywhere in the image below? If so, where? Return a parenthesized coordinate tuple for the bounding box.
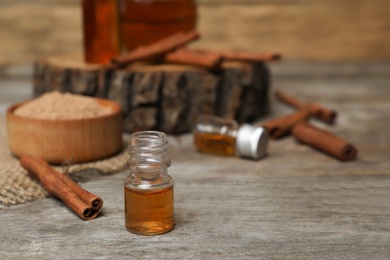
(193, 115, 269, 159)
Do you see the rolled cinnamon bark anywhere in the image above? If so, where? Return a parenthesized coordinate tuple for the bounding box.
(192, 50, 281, 62)
(162, 48, 224, 69)
(292, 122, 357, 161)
(111, 30, 200, 67)
(307, 103, 337, 125)
(20, 155, 103, 220)
(262, 109, 310, 139)
(275, 90, 337, 124)
(58, 173, 103, 212)
(275, 89, 304, 109)
(34, 157, 103, 212)
(207, 49, 281, 62)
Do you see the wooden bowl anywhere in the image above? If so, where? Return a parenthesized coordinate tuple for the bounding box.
(6, 98, 123, 164)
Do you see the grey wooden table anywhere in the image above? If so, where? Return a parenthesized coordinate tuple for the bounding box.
(0, 62, 389, 259)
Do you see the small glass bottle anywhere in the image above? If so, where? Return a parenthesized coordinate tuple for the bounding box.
(124, 131, 174, 235)
(81, 0, 121, 64)
(194, 115, 269, 160)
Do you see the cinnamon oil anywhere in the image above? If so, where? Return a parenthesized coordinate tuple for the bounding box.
(82, 0, 121, 64)
(118, 0, 197, 51)
(194, 132, 236, 157)
(124, 186, 174, 235)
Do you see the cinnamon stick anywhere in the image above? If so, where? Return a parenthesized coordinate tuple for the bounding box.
(275, 90, 337, 124)
(261, 109, 310, 139)
(111, 30, 200, 67)
(20, 155, 103, 220)
(162, 48, 224, 69)
(275, 89, 304, 109)
(206, 49, 281, 63)
(292, 122, 357, 161)
(306, 102, 337, 125)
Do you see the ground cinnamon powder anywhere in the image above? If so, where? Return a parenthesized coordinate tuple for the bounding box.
(14, 91, 112, 120)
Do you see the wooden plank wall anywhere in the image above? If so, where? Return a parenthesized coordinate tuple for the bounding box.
(0, 0, 389, 65)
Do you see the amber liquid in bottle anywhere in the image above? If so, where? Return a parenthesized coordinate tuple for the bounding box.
(82, 0, 121, 64)
(118, 0, 197, 51)
(194, 132, 236, 157)
(125, 186, 174, 235)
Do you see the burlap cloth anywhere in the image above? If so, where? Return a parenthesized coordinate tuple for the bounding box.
(0, 117, 129, 206)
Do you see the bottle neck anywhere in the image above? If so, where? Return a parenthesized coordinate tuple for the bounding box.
(126, 131, 172, 189)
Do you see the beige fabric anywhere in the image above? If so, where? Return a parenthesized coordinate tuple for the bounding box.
(0, 117, 129, 206)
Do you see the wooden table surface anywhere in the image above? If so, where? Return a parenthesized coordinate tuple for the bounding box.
(0, 62, 389, 259)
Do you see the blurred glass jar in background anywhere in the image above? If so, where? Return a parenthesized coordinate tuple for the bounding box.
(82, 0, 121, 64)
(117, 0, 197, 52)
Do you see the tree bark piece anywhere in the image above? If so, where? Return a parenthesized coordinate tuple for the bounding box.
(33, 56, 271, 134)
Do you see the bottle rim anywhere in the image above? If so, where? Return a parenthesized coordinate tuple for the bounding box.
(128, 131, 168, 150)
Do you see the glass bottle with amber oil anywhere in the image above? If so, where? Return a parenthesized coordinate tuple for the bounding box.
(194, 115, 269, 160)
(82, 0, 121, 64)
(125, 131, 174, 235)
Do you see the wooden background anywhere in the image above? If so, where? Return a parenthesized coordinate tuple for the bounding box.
(0, 0, 389, 66)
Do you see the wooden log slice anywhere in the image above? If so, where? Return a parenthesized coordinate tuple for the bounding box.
(33, 55, 270, 134)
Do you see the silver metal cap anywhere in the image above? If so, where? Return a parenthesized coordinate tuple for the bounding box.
(236, 124, 269, 159)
